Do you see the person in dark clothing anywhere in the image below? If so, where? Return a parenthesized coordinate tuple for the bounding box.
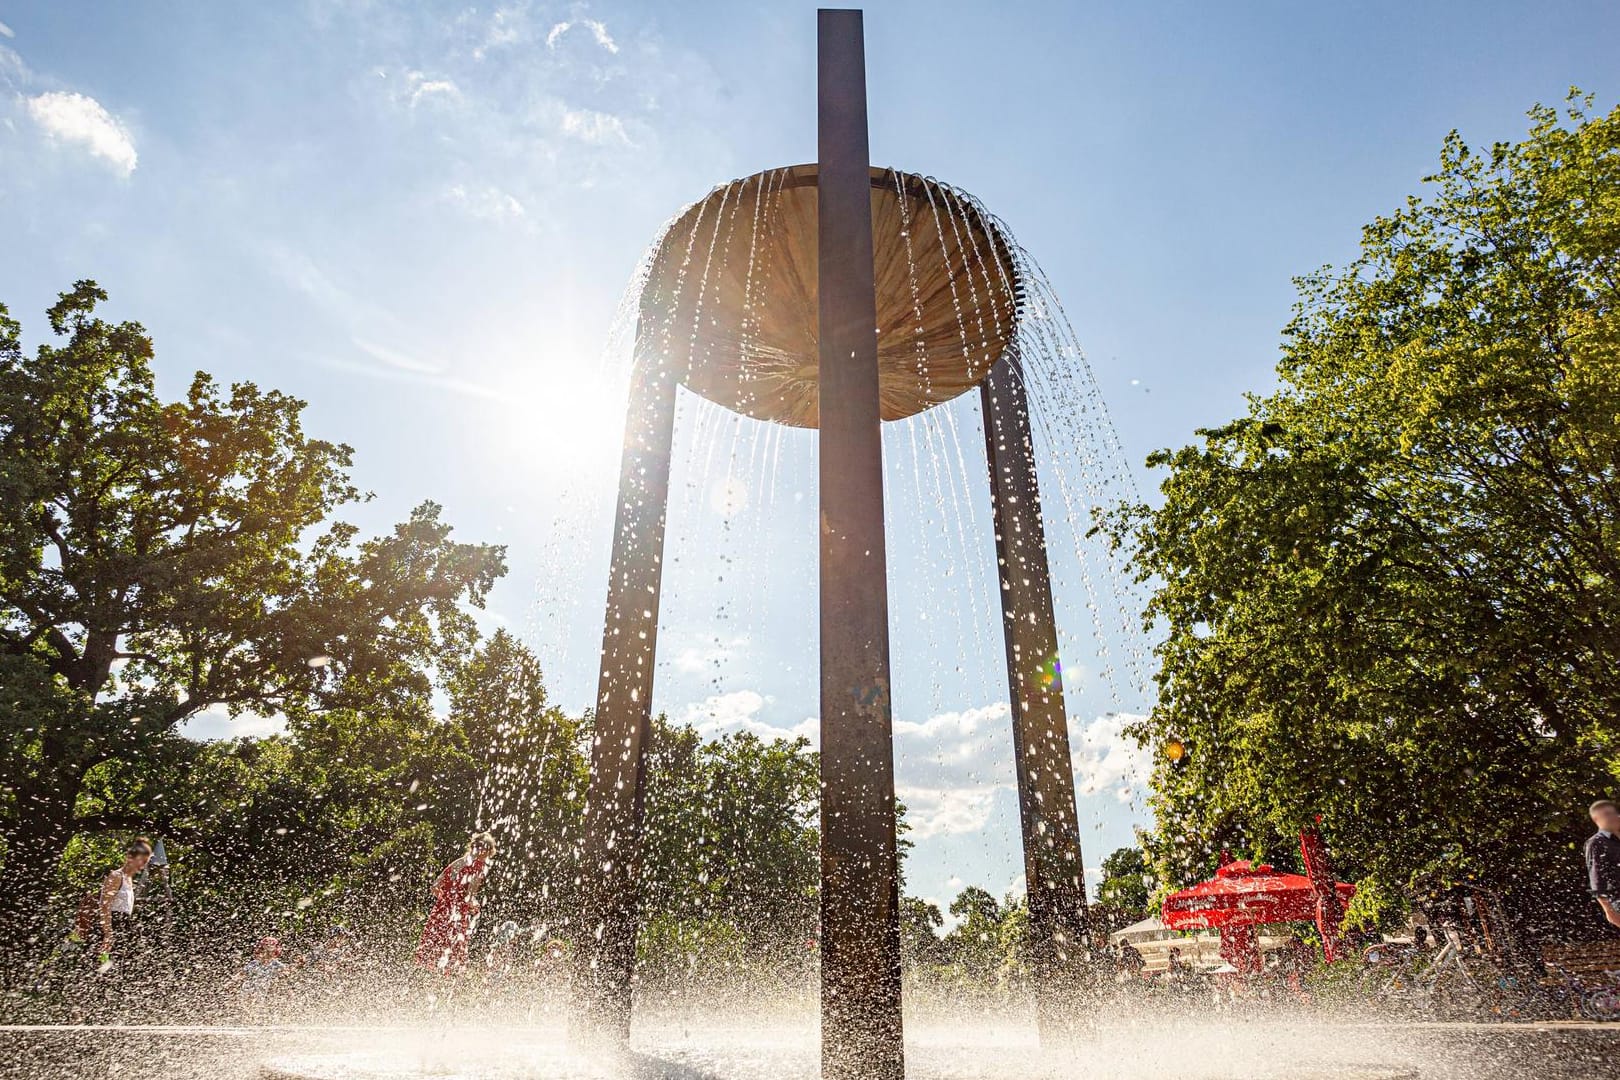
(1584, 800, 1620, 928)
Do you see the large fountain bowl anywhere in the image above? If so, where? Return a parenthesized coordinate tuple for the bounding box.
(641, 164, 1022, 428)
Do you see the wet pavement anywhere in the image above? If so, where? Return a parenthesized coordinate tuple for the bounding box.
(0, 1021, 1613, 1079)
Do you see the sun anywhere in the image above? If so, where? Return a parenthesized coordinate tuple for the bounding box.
(493, 363, 627, 482)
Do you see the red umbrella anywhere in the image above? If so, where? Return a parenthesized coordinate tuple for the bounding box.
(1161, 859, 1355, 973)
(1163, 859, 1354, 928)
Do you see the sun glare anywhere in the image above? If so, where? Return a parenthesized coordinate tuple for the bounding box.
(495, 366, 627, 480)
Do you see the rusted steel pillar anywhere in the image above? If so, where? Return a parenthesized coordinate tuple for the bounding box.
(980, 354, 1091, 1035)
(816, 9, 905, 1080)
(573, 331, 680, 1043)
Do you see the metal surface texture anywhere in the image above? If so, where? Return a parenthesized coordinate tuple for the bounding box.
(572, 329, 681, 1043)
(981, 354, 1093, 1034)
(816, 9, 906, 1080)
(644, 163, 1021, 428)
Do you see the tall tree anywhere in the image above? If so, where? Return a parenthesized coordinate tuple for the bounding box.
(899, 896, 945, 966)
(1102, 97, 1620, 936)
(448, 627, 586, 929)
(1095, 846, 1150, 927)
(942, 886, 1026, 984)
(638, 719, 820, 945)
(0, 283, 505, 950)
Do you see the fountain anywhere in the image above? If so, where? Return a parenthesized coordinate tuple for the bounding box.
(574, 11, 1088, 1077)
(11, 10, 1616, 1080)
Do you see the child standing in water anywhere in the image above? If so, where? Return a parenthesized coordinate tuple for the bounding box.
(233, 936, 288, 1018)
(241, 936, 287, 995)
(416, 832, 496, 976)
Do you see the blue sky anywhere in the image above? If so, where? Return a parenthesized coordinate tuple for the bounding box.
(2, 1, 1615, 917)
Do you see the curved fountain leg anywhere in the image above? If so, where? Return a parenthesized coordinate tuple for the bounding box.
(817, 10, 905, 1080)
(573, 346, 679, 1045)
(981, 354, 1092, 1038)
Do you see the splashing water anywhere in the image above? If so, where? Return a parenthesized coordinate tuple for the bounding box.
(400, 167, 1608, 1080)
(7, 1012, 1603, 1079)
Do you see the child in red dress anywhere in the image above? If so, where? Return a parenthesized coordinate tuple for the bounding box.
(416, 832, 496, 975)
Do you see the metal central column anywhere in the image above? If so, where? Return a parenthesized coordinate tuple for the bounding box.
(981, 355, 1092, 1036)
(816, 9, 905, 1080)
(574, 333, 679, 1043)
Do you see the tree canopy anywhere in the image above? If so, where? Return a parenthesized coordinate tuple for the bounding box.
(0, 282, 505, 948)
(1095, 846, 1151, 928)
(0, 284, 859, 1002)
(1102, 96, 1620, 936)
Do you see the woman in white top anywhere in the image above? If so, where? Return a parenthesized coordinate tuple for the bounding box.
(98, 838, 152, 962)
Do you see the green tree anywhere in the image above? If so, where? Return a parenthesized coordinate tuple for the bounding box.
(900, 895, 945, 965)
(1095, 846, 1151, 927)
(948, 885, 1001, 926)
(448, 627, 586, 930)
(0, 283, 505, 950)
(638, 719, 819, 945)
(943, 886, 1005, 979)
(1101, 96, 1620, 935)
(637, 717, 709, 925)
(75, 630, 573, 960)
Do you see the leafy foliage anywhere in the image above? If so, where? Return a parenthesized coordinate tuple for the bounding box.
(1095, 846, 1151, 927)
(1101, 96, 1620, 936)
(639, 719, 819, 945)
(0, 282, 506, 947)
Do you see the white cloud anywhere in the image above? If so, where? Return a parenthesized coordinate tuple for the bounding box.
(261, 245, 505, 399)
(179, 706, 286, 742)
(546, 18, 618, 54)
(442, 182, 526, 223)
(474, 6, 524, 59)
(560, 107, 629, 146)
(0, 20, 15, 39)
(895, 702, 1015, 788)
(1072, 711, 1151, 803)
(892, 703, 1148, 839)
(672, 689, 818, 745)
(671, 634, 748, 675)
(338, 338, 500, 400)
(353, 337, 442, 375)
(0, 44, 25, 88)
(265, 246, 352, 311)
(895, 702, 1012, 839)
(676, 688, 765, 732)
(899, 786, 999, 840)
(660, 692, 1143, 842)
(26, 91, 137, 176)
(406, 71, 460, 108)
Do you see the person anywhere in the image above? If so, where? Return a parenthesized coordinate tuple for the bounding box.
(1278, 933, 1315, 999)
(416, 832, 497, 976)
(97, 837, 153, 969)
(1166, 946, 1192, 986)
(236, 936, 288, 1010)
(306, 926, 359, 971)
(1118, 941, 1146, 978)
(1585, 800, 1620, 928)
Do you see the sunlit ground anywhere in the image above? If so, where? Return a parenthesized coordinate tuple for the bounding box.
(2, 1005, 1616, 1080)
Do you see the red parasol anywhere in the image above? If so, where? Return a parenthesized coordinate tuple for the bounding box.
(1162, 859, 1354, 930)
(1161, 858, 1355, 974)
